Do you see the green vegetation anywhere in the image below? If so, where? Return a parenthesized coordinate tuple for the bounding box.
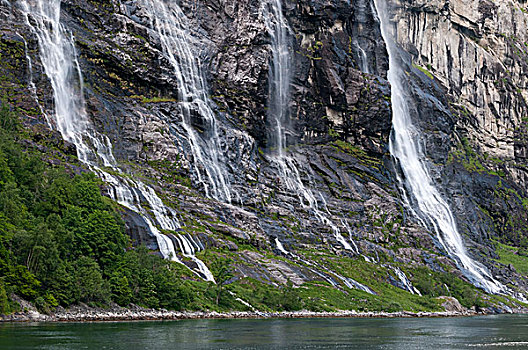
(297, 250, 488, 310)
(490, 181, 528, 248)
(409, 266, 486, 308)
(129, 95, 177, 104)
(0, 102, 201, 313)
(332, 140, 381, 168)
(0, 102, 123, 311)
(0, 102, 517, 316)
(447, 137, 505, 177)
(446, 137, 528, 248)
(493, 241, 528, 275)
(412, 63, 434, 80)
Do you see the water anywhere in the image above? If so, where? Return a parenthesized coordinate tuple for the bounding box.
(353, 0, 371, 73)
(263, 0, 291, 155)
(138, 0, 231, 203)
(373, 0, 505, 295)
(170, 233, 215, 282)
(275, 237, 289, 255)
(389, 266, 421, 296)
(18, 0, 214, 281)
(262, 0, 359, 255)
(1, 315, 528, 349)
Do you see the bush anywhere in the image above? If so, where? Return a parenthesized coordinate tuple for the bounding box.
(0, 280, 10, 314)
(0, 102, 127, 311)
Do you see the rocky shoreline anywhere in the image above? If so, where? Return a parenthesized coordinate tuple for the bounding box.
(2, 304, 525, 323)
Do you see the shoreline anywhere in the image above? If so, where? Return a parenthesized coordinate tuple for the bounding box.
(2, 307, 524, 323)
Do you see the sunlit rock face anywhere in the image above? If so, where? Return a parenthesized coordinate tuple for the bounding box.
(391, 0, 528, 179)
(382, 0, 528, 279)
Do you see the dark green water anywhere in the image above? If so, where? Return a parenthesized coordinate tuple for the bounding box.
(1, 315, 527, 349)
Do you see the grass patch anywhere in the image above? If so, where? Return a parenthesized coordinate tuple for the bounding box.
(296, 250, 443, 312)
(494, 241, 528, 275)
(412, 63, 434, 79)
(130, 95, 177, 103)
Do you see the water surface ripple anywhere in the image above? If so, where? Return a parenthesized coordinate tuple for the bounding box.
(1, 315, 527, 349)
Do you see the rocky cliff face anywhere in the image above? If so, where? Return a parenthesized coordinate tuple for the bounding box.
(0, 0, 527, 308)
(387, 0, 528, 280)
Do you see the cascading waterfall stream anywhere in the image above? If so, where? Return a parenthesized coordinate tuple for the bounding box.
(353, 0, 371, 74)
(393, 267, 421, 296)
(139, 0, 231, 203)
(263, 0, 360, 255)
(381, 264, 421, 295)
(19, 0, 215, 282)
(264, 0, 290, 156)
(374, 0, 504, 294)
(274, 238, 375, 294)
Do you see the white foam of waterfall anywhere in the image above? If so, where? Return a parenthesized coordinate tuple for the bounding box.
(357, 45, 369, 74)
(310, 256, 375, 294)
(275, 238, 289, 255)
(19, 0, 214, 281)
(172, 234, 215, 282)
(339, 276, 375, 294)
(139, 0, 231, 203)
(263, 0, 290, 155)
(263, 0, 358, 252)
(387, 266, 421, 295)
(228, 291, 256, 310)
(374, 0, 505, 294)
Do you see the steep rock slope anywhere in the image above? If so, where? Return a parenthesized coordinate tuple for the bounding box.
(0, 0, 526, 311)
(388, 0, 528, 289)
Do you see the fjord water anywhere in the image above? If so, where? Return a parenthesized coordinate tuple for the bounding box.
(2, 315, 528, 349)
(18, 0, 214, 281)
(373, 0, 504, 294)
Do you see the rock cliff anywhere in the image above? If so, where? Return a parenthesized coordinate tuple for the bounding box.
(0, 0, 526, 310)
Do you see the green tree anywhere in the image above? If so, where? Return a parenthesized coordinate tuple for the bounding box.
(210, 257, 234, 306)
(72, 257, 109, 304)
(0, 279, 10, 314)
(109, 272, 132, 306)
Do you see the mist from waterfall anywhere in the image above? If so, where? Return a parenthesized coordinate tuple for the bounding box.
(139, 0, 231, 203)
(19, 0, 215, 282)
(374, 0, 504, 294)
(263, 0, 359, 255)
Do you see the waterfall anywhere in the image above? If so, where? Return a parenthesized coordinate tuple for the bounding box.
(170, 234, 215, 282)
(353, 0, 371, 74)
(374, 0, 505, 294)
(384, 265, 421, 295)
(275, 238, 375, 294)
(264, 0, 290, 155)
(19, 0, 214, 282)
(263, 0, 359, 253)
(275, 238, 289, 255)
(393, 267, 421, 296)
(138, 0, 231, 203)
